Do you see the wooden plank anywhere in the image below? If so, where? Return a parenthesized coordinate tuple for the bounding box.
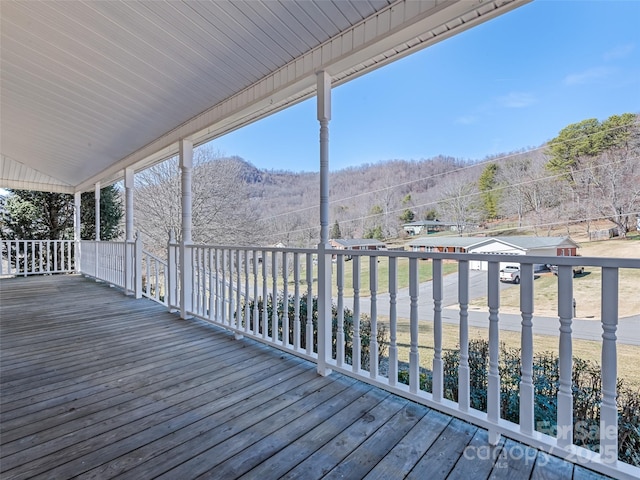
(237, 386, 391, 480)
(118, 374, 351, 480)
(200, 378, 380, 479)
(363, 408, 452, 480)
(280, 393, 408, 480)
(487, 438, 538, 479)
(447, 428, 506, 480)
(406, 417, 477, 480)
(530, 451, 574, 480)
(323, 402, 430, 479)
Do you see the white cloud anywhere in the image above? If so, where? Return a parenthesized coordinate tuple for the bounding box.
(564, 67, 613, 86)
(604, 43, 635, 61)
(497, 92, 536, 108)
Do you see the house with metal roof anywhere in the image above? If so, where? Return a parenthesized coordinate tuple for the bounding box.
(329, 238, 387, 250)
(408, 236, 580, 270)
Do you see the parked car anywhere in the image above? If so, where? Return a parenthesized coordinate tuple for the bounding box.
(550, 265, 584, 277)
(499, 265, 521, 284)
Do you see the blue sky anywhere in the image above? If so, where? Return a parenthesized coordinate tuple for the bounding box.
(210, 0, 640, 172)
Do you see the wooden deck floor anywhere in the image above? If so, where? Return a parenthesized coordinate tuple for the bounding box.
(0, 275, 611, 480)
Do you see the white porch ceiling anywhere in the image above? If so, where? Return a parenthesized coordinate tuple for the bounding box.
(0, 0, 529, 194)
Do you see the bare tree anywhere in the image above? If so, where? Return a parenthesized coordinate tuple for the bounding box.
(437, 171, 480, 236)
(134, 147, 261, 255)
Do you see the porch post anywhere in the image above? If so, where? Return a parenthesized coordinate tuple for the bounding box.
(316, 71, 332, 376)
(179, 138, 193, 319)
(94, 182, 100, 279)
(74, 192, 81, 273)
(124, 168, 137, 296)
(94, 182, 101, 241)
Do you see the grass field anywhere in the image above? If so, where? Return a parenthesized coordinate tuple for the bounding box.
(380, 318, 640, 389)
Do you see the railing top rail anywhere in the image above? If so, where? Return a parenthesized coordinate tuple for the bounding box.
(142, 249, 168, 266)
(181, 242, 640, 269)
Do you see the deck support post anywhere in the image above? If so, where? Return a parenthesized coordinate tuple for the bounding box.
(94, 182, 100, 280)
(124, 168, 136, 296)
(179, 138, 193, 319)
(74, 192, 81, 273)
(316, 71, 332, 376)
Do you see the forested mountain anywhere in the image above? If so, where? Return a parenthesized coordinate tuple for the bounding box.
(133, 113, 639, 252)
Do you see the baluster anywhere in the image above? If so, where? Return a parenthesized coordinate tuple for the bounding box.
(253, 250, 259, 335)
(145, 253, 151, 296)
(228, 249, 235, 327)
(409, 257, 419, 394)
(336, 254, 345, 366)
(39, 241, 43, 273)
(208, 249, 214, 319)
(600, 267, 619, 465)
(262, 250, 268, 339)
(234, 250, 242, 338)
(53, 240, 58, 273)
(557, 265, 573, 448)
(352, 255, 361, 372)
(244, 250, 250, 333)
(388, 256, 398, 387)
(369, 255, 379, 378)
(271, 251, 278, 342)
(487, 261, 501, 445)
(282, 252, 289, 347)
(293, 252, 301, 350)
(193, 248, 199, 315)
(305, 253, 313, 354)
(221, 249, 227, 324)
(520, 263, 535, 435)
(458, 260, 470, 411)
(432, 258, 443, 401)
(214, 248, 220, 321)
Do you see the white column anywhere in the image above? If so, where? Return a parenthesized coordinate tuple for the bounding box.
(94, 182, 100, 241)
(74, 192, 81, 273)
(94, 182, 100, 281)
(124, 168, 135, 295)
(316, 71, 332, 376)
(179, 138, 193, 319)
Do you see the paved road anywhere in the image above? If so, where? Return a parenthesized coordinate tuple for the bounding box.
(342, 271, 639, 346)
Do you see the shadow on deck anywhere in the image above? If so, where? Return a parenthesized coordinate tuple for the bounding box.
(0, 275, 610, 479)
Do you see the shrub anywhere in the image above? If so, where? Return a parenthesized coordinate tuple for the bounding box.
(242, 292, 388, 371)
(397, 339, 639, 466)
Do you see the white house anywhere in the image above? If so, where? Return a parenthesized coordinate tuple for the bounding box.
(408, 236, 580, 271)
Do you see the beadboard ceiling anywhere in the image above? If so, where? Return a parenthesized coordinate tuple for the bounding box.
(0, 0, 529, 193)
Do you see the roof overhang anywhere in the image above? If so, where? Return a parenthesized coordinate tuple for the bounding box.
(1, 0, 530, 194)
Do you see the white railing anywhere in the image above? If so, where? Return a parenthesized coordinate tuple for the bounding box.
(177, 243, 639, 480)
(0, 239, 75, 276)
(80, 240, 127, 289)
(142, 249, 168, 306)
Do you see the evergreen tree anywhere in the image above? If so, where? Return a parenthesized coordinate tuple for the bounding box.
(330, 220, 342, 239)
(81, 185, 123, 240)
(478, 163, 500, 220)
(1, 186, 122, 241)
